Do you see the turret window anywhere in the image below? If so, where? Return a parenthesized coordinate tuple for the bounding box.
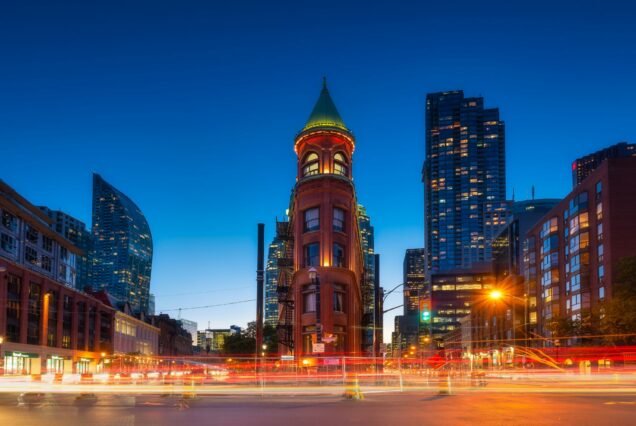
(302, 152, 320, 177)
(333, 152, 348, 176)
(304, 208, 320, 232)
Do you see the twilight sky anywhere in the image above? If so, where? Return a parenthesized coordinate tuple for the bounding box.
(2, 0, 635, 342)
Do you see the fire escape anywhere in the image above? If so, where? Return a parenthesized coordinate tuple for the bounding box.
(276, 220, 295, 351)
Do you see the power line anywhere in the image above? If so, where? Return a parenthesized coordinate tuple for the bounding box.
(153, 286, 252, 298)
(159, 298, 255, 313)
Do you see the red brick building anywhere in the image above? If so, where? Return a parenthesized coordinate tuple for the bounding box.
(284, 81, 365, 357)
(525, 157, 636, 341)
(1, 180, 115, 376)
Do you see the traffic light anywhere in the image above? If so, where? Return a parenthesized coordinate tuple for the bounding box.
(419, 298, 431, 323)
(421, 310, 431, 322)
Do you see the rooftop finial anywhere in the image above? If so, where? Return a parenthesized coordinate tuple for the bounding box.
(322, 76, 327, 90)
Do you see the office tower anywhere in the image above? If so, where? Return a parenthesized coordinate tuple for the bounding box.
(424, 90, 508, 273)
(92, 174, 153, 315)
(403, 248, 427, 315)
(357, 204, 377, 355)
(265, 233, 285, 326)
(571, 142, 636, 187)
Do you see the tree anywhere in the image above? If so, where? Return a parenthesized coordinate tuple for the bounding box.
(598, 257, 636, 345)
(221, 322, 279, 355)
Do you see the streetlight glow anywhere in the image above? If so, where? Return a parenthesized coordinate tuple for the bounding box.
(489, 290, 503, 300)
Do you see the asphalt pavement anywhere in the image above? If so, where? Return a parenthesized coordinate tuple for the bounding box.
(0, 390, 635, 425)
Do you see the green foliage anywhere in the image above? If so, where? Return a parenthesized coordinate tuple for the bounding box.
(221, 322, 278, 355)
(597, 256, 636, 345)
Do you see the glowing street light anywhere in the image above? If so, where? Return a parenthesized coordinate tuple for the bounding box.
(489, 290, 503, 300)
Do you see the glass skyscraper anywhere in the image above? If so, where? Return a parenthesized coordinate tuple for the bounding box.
(91, 174, 153, 315)
(265, 232, 285, 326)
(424, 90, 508, 272)
(403, 248, 426, 316)
(357, 204, 376, 355)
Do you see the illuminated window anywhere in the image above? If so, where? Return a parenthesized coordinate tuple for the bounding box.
(333, 152, 348, 176)
(302, 152, 320, 177)
(304, 208, 319, 232)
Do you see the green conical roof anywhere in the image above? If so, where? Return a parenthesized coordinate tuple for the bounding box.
(302, 78, 349, 133)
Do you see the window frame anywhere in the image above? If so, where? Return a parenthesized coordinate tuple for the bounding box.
(333, 152, 348, 177)
(333, 207, 345, 232)
(302, 152, 320, 177)
(333, 243, 346, 267)
(304, 207, 320, 232)
(304, 242, 320, 267)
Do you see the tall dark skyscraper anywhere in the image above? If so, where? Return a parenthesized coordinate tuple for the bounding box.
(91, 174, 153, 315)
(424, 90, 508, 273)
(265, 231, 285, 326)
(403, 248, 426, 316)
(357, 204, 377, 355)
(571, 142, 635, 187)
(39, 207, 93, 291)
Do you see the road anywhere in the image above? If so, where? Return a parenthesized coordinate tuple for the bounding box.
(1, 391, 635, 425)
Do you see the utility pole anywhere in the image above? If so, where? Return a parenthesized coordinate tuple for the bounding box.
(256, 224, 265, 357)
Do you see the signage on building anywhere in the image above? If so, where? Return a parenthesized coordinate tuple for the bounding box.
(5, 351, 38, 358)
(49, 355, 70, 360)
(312, 343, 325, 353)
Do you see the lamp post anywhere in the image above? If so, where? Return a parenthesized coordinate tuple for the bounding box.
(488, 290, 529, 344)
(488, 290, 529, 368)
(0, 335, 4, 376)
(0, 266, 6, 375)
(308, 267, 322, 346)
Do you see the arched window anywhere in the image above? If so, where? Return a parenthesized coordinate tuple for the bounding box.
(333, 152, 348, 176)
(302, 152, 320, 177)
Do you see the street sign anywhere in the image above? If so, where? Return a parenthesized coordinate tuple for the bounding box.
(281, 355, 295, 361)
(312, 343, 325, 353)
(322, 334, 336, 343)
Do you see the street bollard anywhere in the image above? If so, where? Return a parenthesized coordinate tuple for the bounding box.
(343, 375, 364, 400)
(438, 371, 451, 395)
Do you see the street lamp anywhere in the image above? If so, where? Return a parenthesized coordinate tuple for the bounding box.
(487, 289, 529, 355)
(308, 267, 322, 345)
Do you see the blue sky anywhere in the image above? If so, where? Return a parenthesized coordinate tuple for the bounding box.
(2, 0, 635, 342)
